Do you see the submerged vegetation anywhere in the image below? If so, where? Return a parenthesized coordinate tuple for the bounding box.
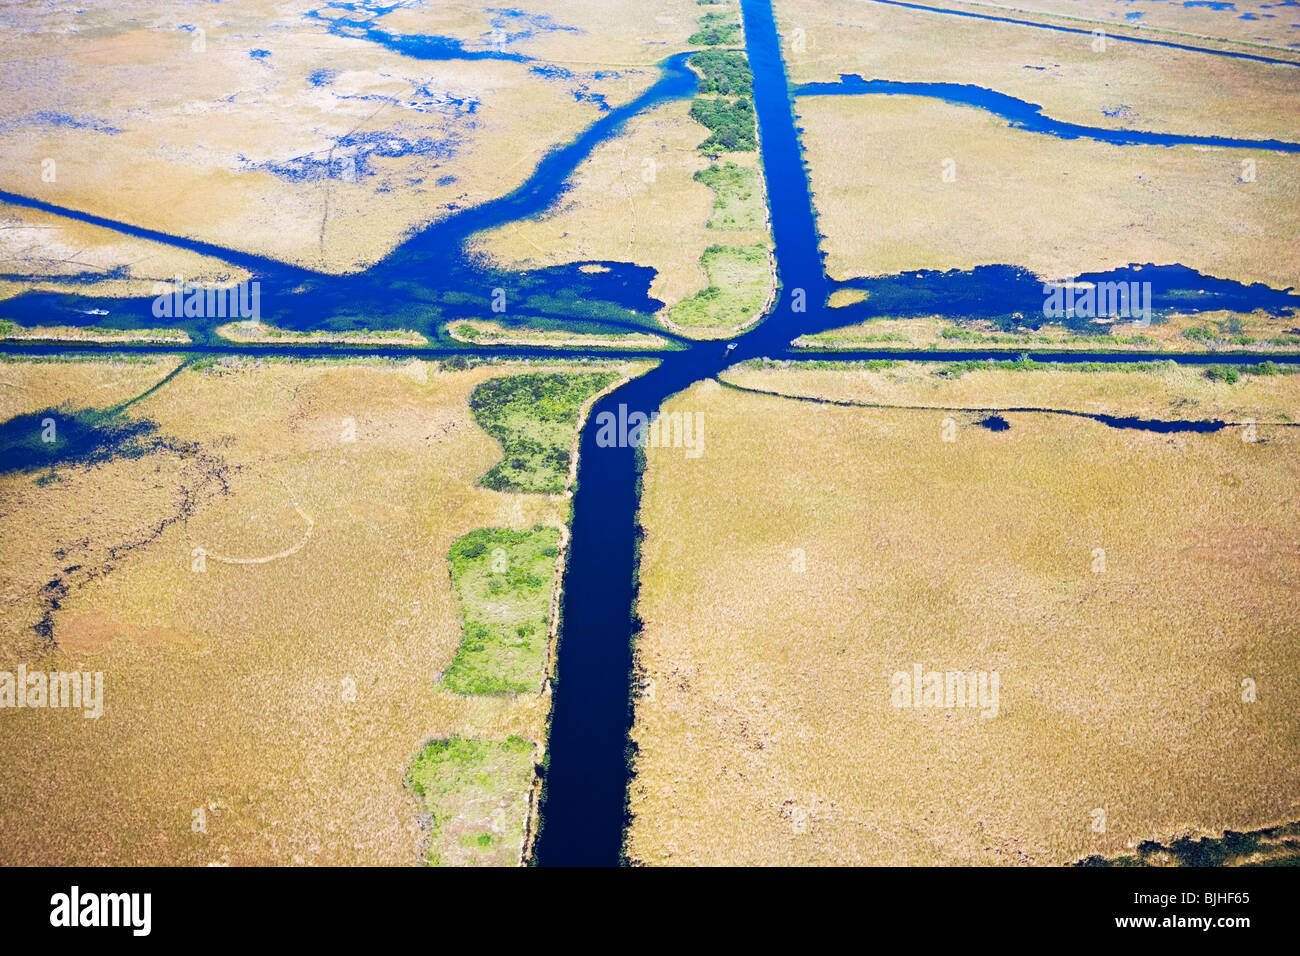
(442, 526, 560, 696)
(469, 371, 618, 493)
(407, 736, 536, 866)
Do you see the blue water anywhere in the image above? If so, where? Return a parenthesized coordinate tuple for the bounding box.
(3, 53, 1296, 343)
(305, 1, 532, 62)
(821, 264, 1300, 337)
(793, 76, 1300, 152)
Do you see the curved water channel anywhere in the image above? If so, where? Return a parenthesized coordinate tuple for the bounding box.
(2, 0, 1299, 866)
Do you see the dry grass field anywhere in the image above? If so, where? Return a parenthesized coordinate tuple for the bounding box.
(471, 98, 774, 337)
(971, 0, 1300, 50)
(0, 355, 647, 865)
(473, 4, 774, 338)
(723, 358, 1300, 423)
(627, 366, 1300, 865)
(774, 0, 1300, 141)
(0, 0, 703, 278)
(0, 202, 250, 302)
(796, 95, 1300, 287)
(470, 100, 722, 311)
(794, 310, 1300, 353)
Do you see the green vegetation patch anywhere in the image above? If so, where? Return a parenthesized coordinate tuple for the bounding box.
(689, 11, 741, 45)
(690, 96, 757, 152)
(695, 162, 764, 230)
(668, 244, 771, 332)
(443, 526, 560, 695)
(1204, 361, 1290, 382)
(1205, 364, 1242, 383)
(407, 735, 535, 866)
(691, 50, 753, 96)
(470, 371, 619, 493)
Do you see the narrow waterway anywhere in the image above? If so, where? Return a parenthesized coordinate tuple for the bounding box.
(533, 0, 857, 866)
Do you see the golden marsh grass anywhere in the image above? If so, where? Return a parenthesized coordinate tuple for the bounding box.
(0, 356, 646, 865)
(796, 95, 1300, 288)
(628, 369, 1299, 864)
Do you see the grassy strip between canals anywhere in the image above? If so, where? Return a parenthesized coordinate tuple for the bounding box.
(794, 311, 1300, 354)
(695, 162, 765, 230)
(448, 320, 671, 351)
(469, 371, 619, 493)
(0, 320, 190, 344)
(407, 736, 535, 866)
(443, 526, 559, 696)
(214, 320, 426, 346)
(669, 244, 771, 332)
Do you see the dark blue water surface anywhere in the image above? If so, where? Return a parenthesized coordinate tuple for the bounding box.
(3, 0, 1300, 868)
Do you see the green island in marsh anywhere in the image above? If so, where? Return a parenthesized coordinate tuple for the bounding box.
(695, 162, 766, 231)
(407, 736, 536, 866)
(668, 243, 773, 334)
(469, 371, 620, 494)
(442, 526, 560, 696)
